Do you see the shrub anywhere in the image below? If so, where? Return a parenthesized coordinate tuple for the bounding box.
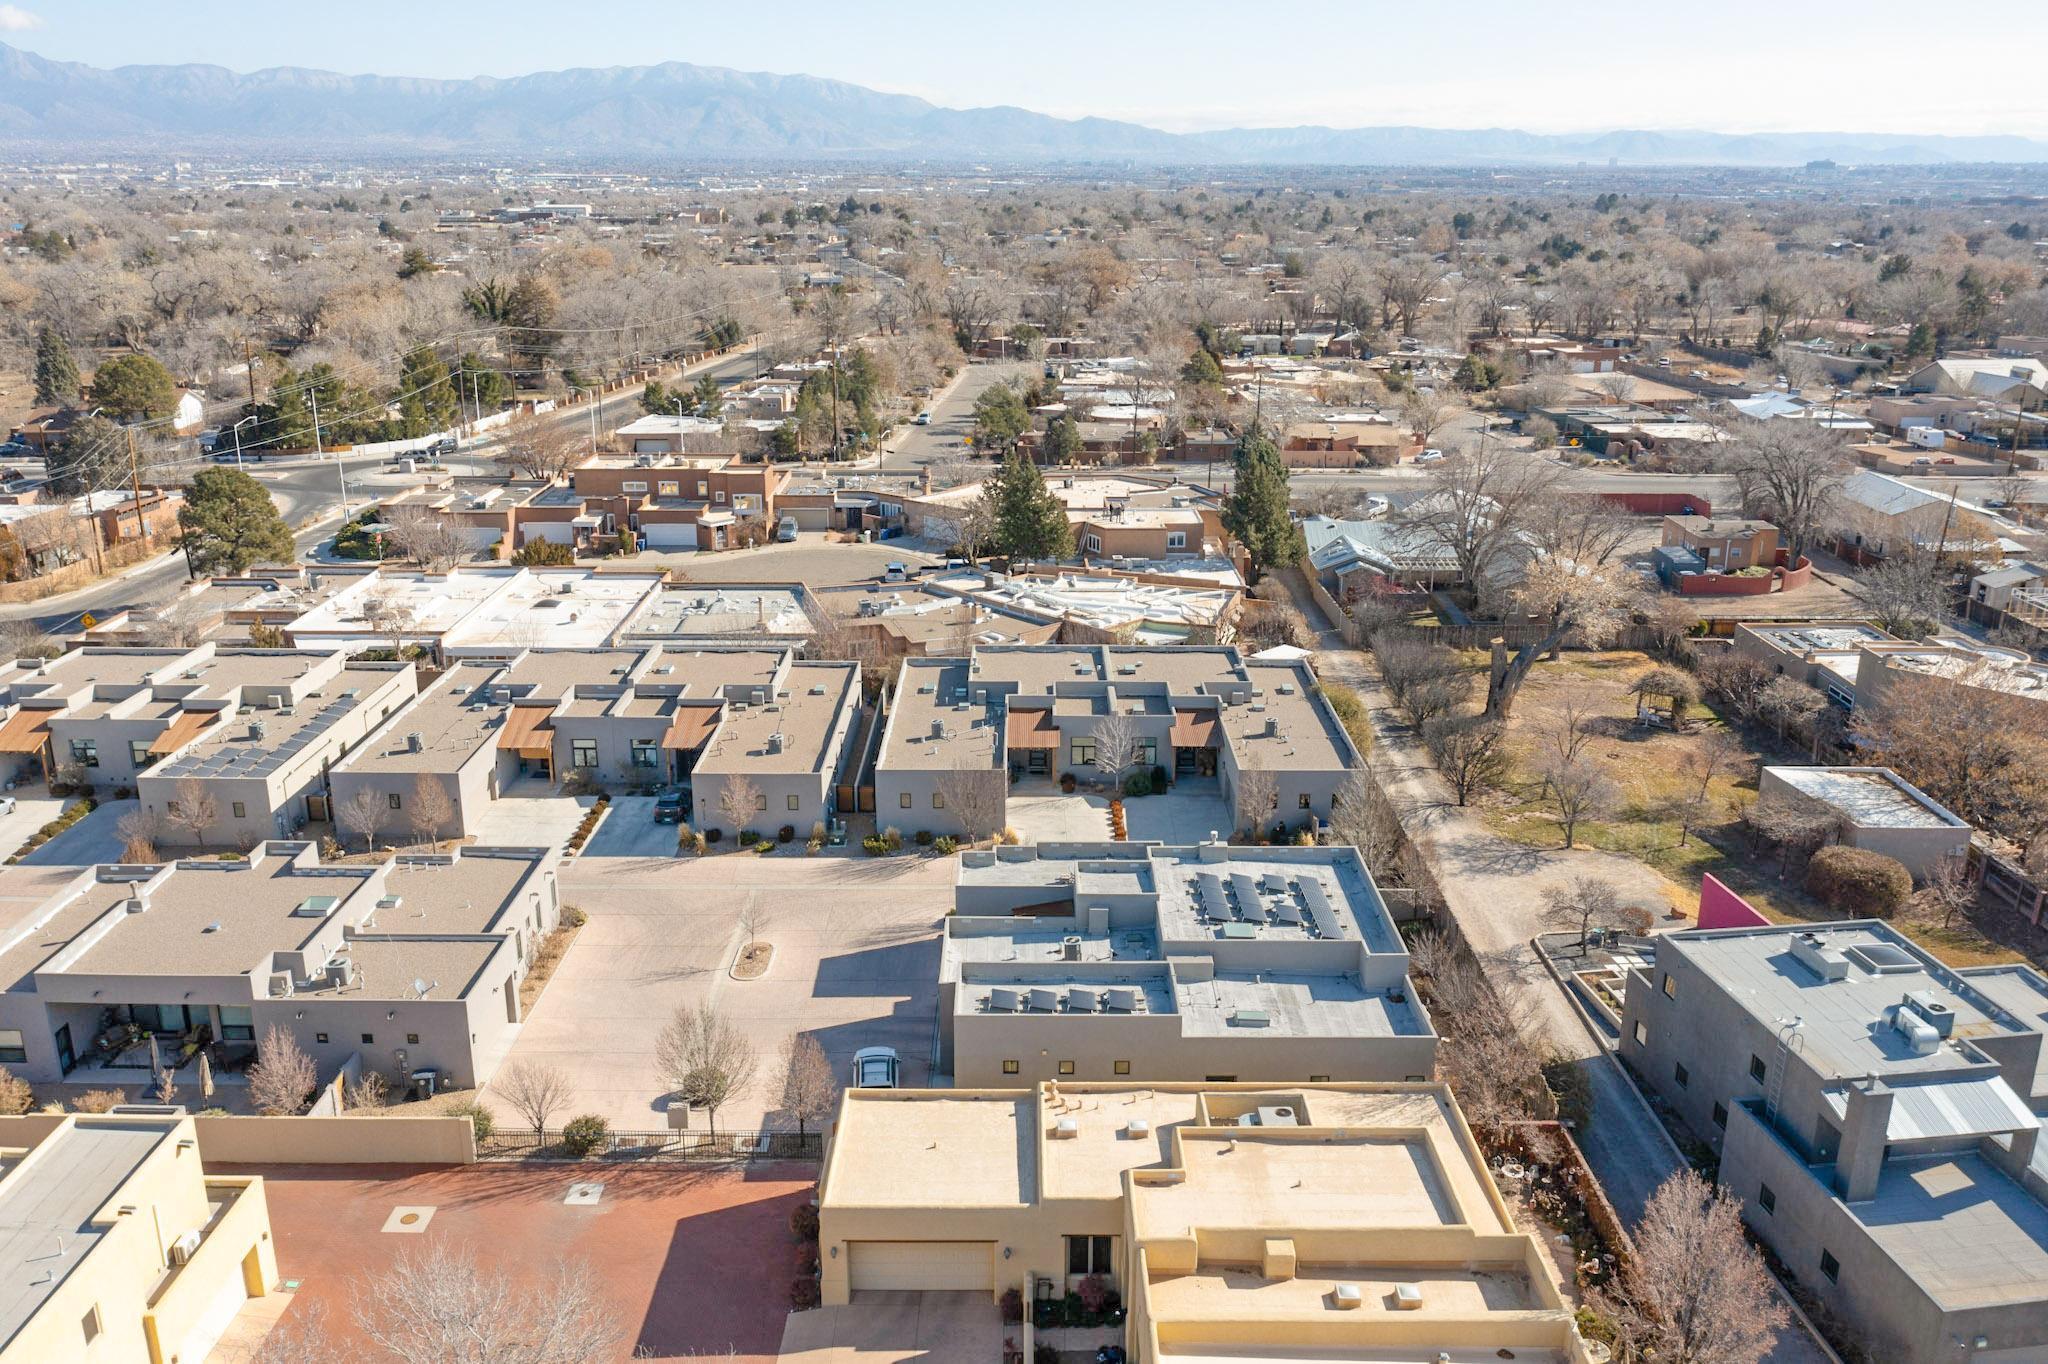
(1123, 771, 1152, 797)
(72, 1090, 126, 1114)
(1059, 772, 1077, 794)
(559, 1113, 610, 1157)
(790, 1203, 820, 1240)
(1805, 845, 1912, 917)
(791, 1277, 821, 1310)
(512, 538, 576, 567)
(562, 905, 588, 929)
(881, 826, 903, 852)
(678, 828, 704, 854)
(862, 835, 890, 856)
(810, 821, 828, 843)
(915, 829, 933, 846)
(450, 1100, 494, 1142)
(778, 824, 795, 843)
(0, 1068, 31, 1115)
(1077, 1273, 1110, 1315)
(932, 836, 957, 855)
(1320, 682, 1372, 753)
(739, 829, 760, 846)
(1150, 764, 1168, 792)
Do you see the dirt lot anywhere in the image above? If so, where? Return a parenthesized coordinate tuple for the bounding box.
(231, 1160, 814, 1362)
(1473, 650, 2020, 966)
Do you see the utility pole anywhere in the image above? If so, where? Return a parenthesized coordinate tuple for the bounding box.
(244, 339, 260, 404)
(313, 388, 349, 518)
(124, 425, 146, 540)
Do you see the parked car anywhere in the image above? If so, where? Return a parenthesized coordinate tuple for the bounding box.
(1416, 448, 1446, 463)
(0, 796, 16, 817)
(914, 411, 931, 425)
(1910, 456, 1934, 467)
(1935, 456, 1957, 465)
(1656, 357, 1672, 369)
(882, 561, 909, 582)
(776, 516, 799, 542)
(851, 1046, 901, 1089)
(653, 789, 689, 824)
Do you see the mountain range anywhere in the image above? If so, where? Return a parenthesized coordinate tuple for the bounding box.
(2, 42, 2044, 167)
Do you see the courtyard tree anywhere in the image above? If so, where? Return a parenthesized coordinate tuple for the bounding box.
(654, 1002, 759, 1139)
(1541, 874, 1629, 953)
(163, 777, 219, 851)
(1604, 1167, 1788, 1364)
(247, 1024, 318, 1116)
(383, 506, 472, 573)
(352, 1245, 622, 1364)
(494, 1061, 574, 1146)
(337, 787, 390, 853)
(779, 1032, 839, 1140)
(408, 774, 456, 851)
(715, 774, 762, 842)
(179, 466, 296, 575)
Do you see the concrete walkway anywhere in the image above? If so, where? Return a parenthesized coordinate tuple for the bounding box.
(1276, 568, 1836, 1364)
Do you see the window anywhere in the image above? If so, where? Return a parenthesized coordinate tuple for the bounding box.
(1310, 1075, 1330, 1083)
(218, 1007, 253, 1042)
(658, 481, 680, 496)
(406, 1033, 420, 1045)
(1166, 531, 1186, 550)
(388, 792, 403, 811)
(129, 738, 153, 768)
(1066, 1235, 1113, 1276)
(900, 792, 912, 809)
(315, 1033, 329, 1044)
(0, 1030, 22, 1064)
(166, 800, 181, 817)
(753, 792, 767, 811)
(231, 802, 246, 819)
(1205, 1075, 1237, 1082)
(360, 1033, 375, 1045)
(1082, 534, 1101, 554)
(631, 739, 658, 768)
(1058, 1060, 1075, 1076)
(696, 480, 708, 496)
(932, 792, 944, 809)
(1002, 1059, 1019, 1075)
(571, 739, 598, 769)
(1072, 738, 1096, 766)
(1712, 1102, 1728, 1129)
(1758, 1183, 1777, 1214)
(1137, 738, 1156, 767)
(1114, 1060, 1130, 1075)
(1674, 1062, 1690, 1089)
(787, 794, 800, 811)
(69, 738, 98, 768)
(714, 490, 727, 503)
(1819, 1249, 1839, 1283)
(1633, 1021, 1648, 1046)
(1749, 1054, 1767, 1083)
(622, 480, 648, 493)
(1661, 972, 1676, 999)
(1297, 793, 1311, 809)
(81, 1305, 101, 1344)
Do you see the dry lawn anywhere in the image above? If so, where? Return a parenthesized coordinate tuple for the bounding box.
(1473, 650, 2021, 967)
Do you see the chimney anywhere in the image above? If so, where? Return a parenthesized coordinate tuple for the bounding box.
(920, 465, 933, 495)
(1835, 1078, 1893, 1203)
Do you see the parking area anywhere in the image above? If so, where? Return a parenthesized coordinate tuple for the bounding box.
(232, 1160, 815, 1363)
(777, 1291, 1001, 1364)
(663, 538, 942, 590)
(499, 850, 953, 1131)
(17, 796, 132, 866)
(578, 795, 681, 860)
(471, 791, 593, 849)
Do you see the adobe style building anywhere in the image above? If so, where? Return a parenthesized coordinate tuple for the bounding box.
(0, 840, 561, 1094)
(0, 1112, 276, 1364)
(876, 646, 1361, 839)
(1621, 921, 2048, 1363)
(1755, 766, 1972, 881)
(814, 1082, 1591, 1363)
(941, 843, 1435, 1086)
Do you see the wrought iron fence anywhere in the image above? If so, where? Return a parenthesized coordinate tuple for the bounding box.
(481, 1127, 823, 1161)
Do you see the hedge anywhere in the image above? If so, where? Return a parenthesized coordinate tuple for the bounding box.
(1804, 845, 1912, 917)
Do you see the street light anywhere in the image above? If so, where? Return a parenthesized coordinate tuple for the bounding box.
(229, 414, 259, 473)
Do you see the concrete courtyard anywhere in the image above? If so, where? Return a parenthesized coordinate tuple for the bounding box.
(1005, 785, 1233, 845)
(498, 848, 954, 1132)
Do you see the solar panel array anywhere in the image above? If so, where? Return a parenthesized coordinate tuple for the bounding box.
(161, 694, 360, 779)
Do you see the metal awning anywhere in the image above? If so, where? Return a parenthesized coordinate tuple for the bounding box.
(1825, 1074, 2039, 1143)
(495, 703, 556, 754)
(0, 708, 53, 754)
(1005, 708, 1059, 750)
(1170, 709, 1220, 748)
(662, 706, 720, 751)
(146, 709, 218, 756)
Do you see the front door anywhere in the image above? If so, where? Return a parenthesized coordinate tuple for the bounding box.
(1176, 746, 1197, 776)
(1027, 749, 1049, 775)
(306, 794, 329, 823)
(53, 1024, 73, 1074)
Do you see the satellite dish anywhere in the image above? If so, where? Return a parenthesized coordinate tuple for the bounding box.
(411, 978, 429, 999)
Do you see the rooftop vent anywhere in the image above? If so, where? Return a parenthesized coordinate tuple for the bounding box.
(1886, 1003, 1941, 1055)
(1264, 717, 1280, 738)
(1232, 1009, 1272, 1028)
(1790, 932, 1850, 982)
(292, 895, 340, 920)
(1392, 1283, 1424, 1311)
(929, 718, 946, 740)
(1052, 1117, 1079, 1140)
(1902, 990, 1956, 1037)
(765, 732, 784, 755)
(1330, 1284, 1362, 1310)
(1252, 1105, 1298, 1126)
(376, 896, 402, 912)
(1125, 1118, 1151, 1139)
(324, 959, 354, 990)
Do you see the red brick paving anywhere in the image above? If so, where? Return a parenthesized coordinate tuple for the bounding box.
(244, 1160, 815, 1362)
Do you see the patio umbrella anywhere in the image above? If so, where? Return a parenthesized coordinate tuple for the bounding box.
(147, 1033, 161, 1082)
(198, 1053, 214, 1103)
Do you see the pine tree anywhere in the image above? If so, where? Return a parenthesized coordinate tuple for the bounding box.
(455, 354, 510, 412)
(178, 467, 295, 575)
(396, 347, 458, 438)
(88, 352, 177, 422)
(1043, 414, 1083, 464)
(33, 328, 80, 406)
(971, 383, 1030, 455)
(1222, 424, 1304, 578)
(982, 452, 1073, 562)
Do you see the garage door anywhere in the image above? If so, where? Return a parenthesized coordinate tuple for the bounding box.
(175, 1266, 249, 1364)
(640, 522, 697, 549)
(848, 1241, 994, 1292)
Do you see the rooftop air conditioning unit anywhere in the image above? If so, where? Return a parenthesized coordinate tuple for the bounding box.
(267, 972, 293, 999)
(765, 732, 784, 755)
(248, 720, 266, 740)
(324, 960, 354, 989)
(405, 731, 424, 753)
(376, 896, 402, 913)
(929, 719, 946, 739)
(168, 1229, 202, 1265)
(1903, 990, 1956, 1037)
(1264, 718, 1280, 738)
(1061, 936, 1082, 961)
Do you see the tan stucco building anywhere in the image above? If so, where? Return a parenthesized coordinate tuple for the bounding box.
(818, 1082, 1590, 1364)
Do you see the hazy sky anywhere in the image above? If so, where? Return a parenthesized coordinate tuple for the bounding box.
(5, 0, 2045, 137)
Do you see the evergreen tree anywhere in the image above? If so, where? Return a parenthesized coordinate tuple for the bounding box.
(179, 467, 295, 575)
(88, 352, 178, 422)
(397, 245, 437, 279)
(454, 354, 510, 412)
(33, 328, 80, 406)
(1042, 414, 1083, 465)
(1222, 425, 1304, 579)
(981, 452, 1073, 562)
(691, 375, 722, 416)
(972, 383, 1030, 455)
(1181, 347, 1224, 388)
(396, 347, 458, 438)
(641, 380, 673, 416)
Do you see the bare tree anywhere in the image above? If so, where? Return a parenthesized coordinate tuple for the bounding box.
(495, 409, 585, 482)
(1539, 751, 1618, 848)
(345, 1070, 389, 1112)
(1851, 672, 2048, 844)
(653, 1002, 758, 1138)
(1541, 875, 1628, 953)
(1397, 387, 1464, 449)
(1425, 715, 1511, 806)
(737, 900, 768, 953)
(1327, 770, 1405, 869)
(1717, 419, 1848, 559)
(1605, 1168, 1788, 1364)
(1857, 554, 1947, 639)
(779, 1032, 839, 1139)
(152, 1066, 178, 1106)
(1675, 729, 1745, 845)
(337, 787, 390, 853)
(1407, 928, 1550, 1135)
(116, 806, 164, 862)
(352, 1244, 623, 1364)
(247, 1024, 318, 1116)
(936, 769, 1004, 842)
(408, 774, 456, 851)
(1523, 486, 1637, 568)
(1909, 852, 1980, 929)
(713, 774, 761, 841)
(1090, 712, 1138, 786)
(1234, 766, 1277, 838)
(1593, 371, 1638, 404)
(494, 1061, 574, 1144)
(1541, 693, 1600, 771)
(163, 777, 219, 850)
(383, 506, 473, 574)
(1485, 558, 1636, 719)
(0, 619, 63, 661)
(1403, 444, 1548, 602)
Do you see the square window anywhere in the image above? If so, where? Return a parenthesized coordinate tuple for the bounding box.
(753, 793, 766, 811)
(900, 792, 912, 809)
(0, 1030, 23, 1064)
(231, 802, 246, 818)
(1712, 1102, 1728, 1129)
(1674, 1062, 1690, 1089)
(360, 1033, 374, 1045)
(1310, 1074, 1330, 1083)
(388, 792, 403, 811)
(571, 740, 598, 769)
(1297, 793, 1311, 809)
(406, 1033, 420, 1045)
(1632, 1021, 1648, 1046)
(1819, 1249, 1839, 1283)
(1759, 1183, 1777, 1214)
(1114, 1060, 1130, 1075)
(1057, 1060, 1075, 1076)
(1749, 1054, 1767, 1083)
(932, 792, 944, 809)
(1002, 1059, 1019, 1075)
(166, 800, 181, 817)
(315, 1033, 329, 1044)
(787, 794, 800, 811)
(1661, 973, 1676, 999)
(1167, 531, 1186, 549)
(82, 1305, 101, 1343)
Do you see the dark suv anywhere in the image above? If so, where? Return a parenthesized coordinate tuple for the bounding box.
(653, 789, 689, 824)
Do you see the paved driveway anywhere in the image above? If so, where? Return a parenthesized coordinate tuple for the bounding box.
(500, 850, 953, 1131)
(778, 1291, 1001, 1364)
(472, 792, 592, 850)
(579, 796, 678, 860)
(19, 797, 134, 866)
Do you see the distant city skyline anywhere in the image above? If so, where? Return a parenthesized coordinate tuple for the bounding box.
(6, 0, 2047, 139)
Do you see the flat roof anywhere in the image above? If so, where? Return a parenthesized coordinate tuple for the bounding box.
(0, 1120, 171, 1351)
(61, 857, 373, 979)
(0, 879, 140, 991)
(339, 662, 506, 774)
(626, 585, 812, 637)
(303, 936, 499, 1002)
(1764, 767, 1966, 830)
(695, 661, 856, 776)
(826, 1093, 1035, 1208)
(154, 666, 405, 780)
(373, 852, 549, 935)
(1855, 1151, 2048, 1310)
(882, 660, 999, 772)
(500, 649, 647, 699)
